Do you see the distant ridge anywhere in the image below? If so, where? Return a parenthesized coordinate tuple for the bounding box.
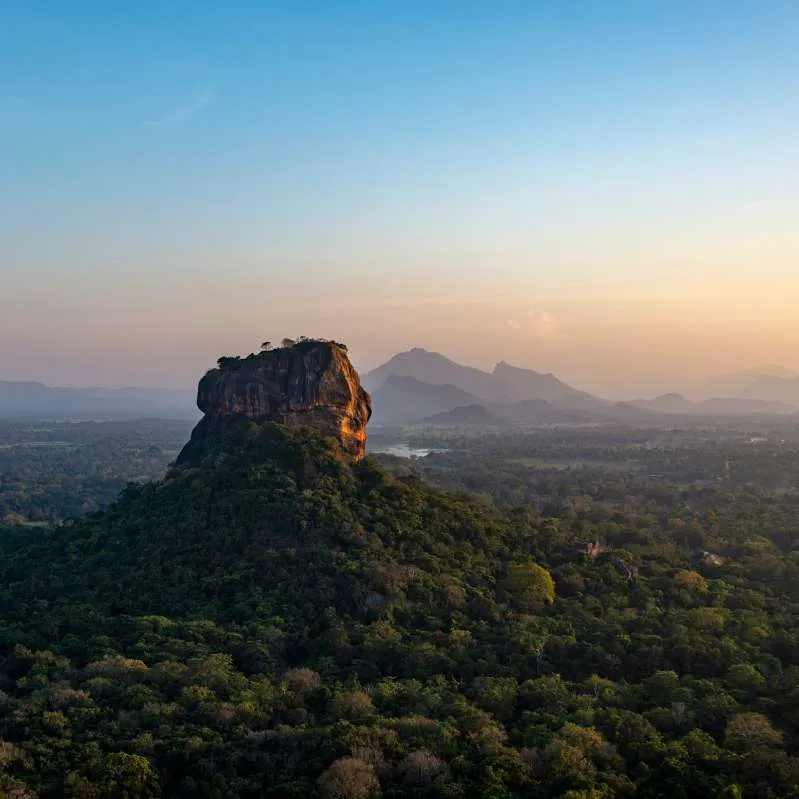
(739, 375, 799, 407)
(364, 348, 497, 398)
(495, 398, 587, 424)
(632, 392, 797, 416)
(364, 348, 598, 405)
(691, 365, 799, 401)
(0, 380, 196, 419)
(423, 404, 505, 425)
(371, 375, 482, 423)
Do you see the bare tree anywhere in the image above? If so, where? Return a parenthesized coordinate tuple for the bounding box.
(317, 757, 380, 799)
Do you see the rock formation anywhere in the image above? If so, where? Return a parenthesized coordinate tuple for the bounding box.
(177, 340, 371, 463)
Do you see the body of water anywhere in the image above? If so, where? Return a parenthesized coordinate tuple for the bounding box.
(369, 444, 446, 458)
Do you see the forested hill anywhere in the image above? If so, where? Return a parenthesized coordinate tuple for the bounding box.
(1, 422, 799, 798)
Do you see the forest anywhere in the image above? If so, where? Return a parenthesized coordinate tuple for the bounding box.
(1, 418, 799, 797)
(0, 420, 191, 524)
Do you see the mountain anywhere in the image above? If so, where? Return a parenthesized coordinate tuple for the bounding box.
(739, 374, 799, 406)
(423, 403, 506, 425)
(372, 374, 599, 425)
(700, 396, 797, 415)
(364, 348, 601, 406)
(370, 374, 483, 422)
(496, 398, 586, 424)
(691, 365, 799, 401)
(632, 393, 698, 414)
(632, 392, 797, 416)
(363, 348, 496, 397)
(0, 380, 196, 419)
(490, 361, 601, 406)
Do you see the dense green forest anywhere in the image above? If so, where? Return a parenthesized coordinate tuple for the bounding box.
(0, 420, 192, 524)
(2, 421, 799, 797)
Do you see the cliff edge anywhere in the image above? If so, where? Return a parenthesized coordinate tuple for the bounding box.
(177, 339, 371, 463)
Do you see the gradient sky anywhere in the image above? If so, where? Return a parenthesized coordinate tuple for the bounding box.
(2, 1, 798, 398)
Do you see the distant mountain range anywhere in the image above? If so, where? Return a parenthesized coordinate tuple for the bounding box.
(365, 348, 601, 407)
(424, 404, 506, 425)
(2, 354, 798, 424)
(370, 376, 483, 423)
(0, 381, 197, 419)
(631, 392, 797, 416)
(365, 349, 799, 425)
(737, 374, 799, 406)
(690, 365, 799, 401)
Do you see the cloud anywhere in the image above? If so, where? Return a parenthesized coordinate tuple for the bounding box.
(527, 309, 557, 337)
(506, 310, 557, 337)
(142, 87, 217, 129)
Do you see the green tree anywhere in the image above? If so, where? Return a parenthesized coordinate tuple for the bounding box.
(501, 563, 555, 610)
(96, 753, 160, 799)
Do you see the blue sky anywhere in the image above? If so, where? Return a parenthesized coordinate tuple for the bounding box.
(2, 1, 798, 395)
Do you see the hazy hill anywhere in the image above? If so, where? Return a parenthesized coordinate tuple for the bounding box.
(423, 403, 506, 425)
(691, 365, 799, 401)
(701, 396, 797, 415)
(0, 380, 196, 419)
(494, 398, 586, 424)
(370, 374, 483, 422)
(490, 360, 596, 404)
(363, 348, 496, 397)
(372, 375, 599, 424)
(739, 374, 799, 406)
(364, 348, 600, 406)
(632, 392, 797, 416)
(632, 393, 698, 414)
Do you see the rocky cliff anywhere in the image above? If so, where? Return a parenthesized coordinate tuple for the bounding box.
(177, 340, 371, 463)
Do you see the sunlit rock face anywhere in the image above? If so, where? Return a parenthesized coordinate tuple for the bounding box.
(177, 340, 372, 463)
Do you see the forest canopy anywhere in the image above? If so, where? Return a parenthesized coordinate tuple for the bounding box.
(0, 421, 799, 797)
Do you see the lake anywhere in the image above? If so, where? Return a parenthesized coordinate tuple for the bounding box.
(369, 443, 446, 458)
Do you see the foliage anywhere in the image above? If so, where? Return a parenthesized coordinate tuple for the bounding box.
(0, 419, 192, 524)
(1, 421, 799, 796)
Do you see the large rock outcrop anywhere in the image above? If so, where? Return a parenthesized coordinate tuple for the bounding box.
(177, 340, 371, 463)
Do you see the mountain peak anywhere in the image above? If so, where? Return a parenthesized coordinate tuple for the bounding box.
(177, 339, 372, 464)
(492, 360, 549, 377)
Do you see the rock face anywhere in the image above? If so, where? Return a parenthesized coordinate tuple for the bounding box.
(177, 341, 371, 463)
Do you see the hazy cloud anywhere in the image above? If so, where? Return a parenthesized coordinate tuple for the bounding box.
(142, 87, 217, 129)
(528, 309, 557, 337)
(507, 310, 557, 337)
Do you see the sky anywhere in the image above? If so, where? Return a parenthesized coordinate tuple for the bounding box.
(1, 0, 798, 398)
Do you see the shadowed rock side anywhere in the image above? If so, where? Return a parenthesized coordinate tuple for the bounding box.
(177, 341, 371, 463)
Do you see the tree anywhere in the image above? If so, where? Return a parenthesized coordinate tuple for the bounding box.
(502, 563, 555, 610)
(333, 690, 377, 722)
(724, 713, 783, 752)
(399, 750, 448, 786)
(317, 757, 380, 799)
(673, 570, 708, 593)
(260, 341, 271, 351)
(283, 667, 322, 694)
(96, 753, 160, 799)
